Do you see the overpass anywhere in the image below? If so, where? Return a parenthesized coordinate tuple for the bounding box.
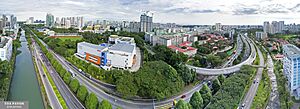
(187, 35, 257, 76)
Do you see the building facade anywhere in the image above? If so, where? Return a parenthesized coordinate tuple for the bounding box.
(46, 13, 54, 27)
(76, 37, 137, 70)
(283, 44, 300, 98)
(255, 32, 268, 40)
(140, 11, 153, 32)
(0, 37, 12, 61)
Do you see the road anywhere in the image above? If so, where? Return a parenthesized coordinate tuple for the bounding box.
(187, 35, 257, 75)
(222, 34, 243, 68)
(29, 28, 255, 108)
(240, 42, 265, 109)
(50, 48, 213, 108)
(27, 31, 62, 109)
(31, 36, 85, 109)
(266, 54, 280, 109)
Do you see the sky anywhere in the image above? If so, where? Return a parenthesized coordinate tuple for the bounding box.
(1, 0, 300, 25)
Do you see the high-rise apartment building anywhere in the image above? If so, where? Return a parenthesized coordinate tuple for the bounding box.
(283, 44, 300, 98)
(46, 13, 54, 27)
(264, 21, 271, 34)
(215, 23, 222, 31)
(140, 11, 153, 32)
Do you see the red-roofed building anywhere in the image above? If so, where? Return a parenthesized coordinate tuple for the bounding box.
(168, 42, 197, 57)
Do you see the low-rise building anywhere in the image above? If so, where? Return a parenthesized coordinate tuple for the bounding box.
(0, 37, 12, 61)
(76, 40, 136, 70)
(168, 41, 197, 57)
(107, 43, 136, 69)
(108, 35, 135, 44)
(283, 44, 300, 99)
(76, 42, 108, 66)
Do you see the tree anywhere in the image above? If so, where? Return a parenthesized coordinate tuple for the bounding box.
(218, 74, 226, 85)
(176, 64, 196, 85)
(135, 61, 184, 99)
(202, 91, 212, 107)
(116, 73, 138, 98)
(206, 55, 222, 68)
(175, 100, 191, 109)
(76, 85, 88, 102)
(69, 79, 80, 93)
(212, 79, 221, 94)
(85, 93, 98, 109)
(99, 100, 112, 109)
(200, 84, 211, 94)
(189, 92, 203, 109)
(63, 72, 72, 84)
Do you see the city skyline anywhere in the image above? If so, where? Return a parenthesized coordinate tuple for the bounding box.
(2, 0, 300, 25)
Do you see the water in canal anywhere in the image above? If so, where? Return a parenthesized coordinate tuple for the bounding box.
(8, 31, 44, 109)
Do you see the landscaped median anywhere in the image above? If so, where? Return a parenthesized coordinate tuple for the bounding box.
(251, 69, 271, 109)
(41, 62, 68, 109)
(206, 65, 257, 108)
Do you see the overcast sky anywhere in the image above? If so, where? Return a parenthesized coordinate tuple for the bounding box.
(1, 0, 300, 25)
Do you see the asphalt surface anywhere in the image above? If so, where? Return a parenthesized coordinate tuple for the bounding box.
(30, 31, 85, 109)
(240, 41, 265, 109)
(32, 41, 62, 109)
(187, 35, 257, 75)
(26, 31, 62, 109)
(222, 35, 243, 67)
(29, 28, 257, 109)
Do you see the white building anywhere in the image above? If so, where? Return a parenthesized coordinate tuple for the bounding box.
(263, 21, 271, 33)
(255, 32, 268, 40)
(283, 44, 300, 99)
(107, 43, 136, 69)
(0, 37, 12, 61)
(108, 35, 135, 44)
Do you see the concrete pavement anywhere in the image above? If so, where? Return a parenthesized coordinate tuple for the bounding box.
(187, 35, 257, 75)
(266, 54, 280, 109)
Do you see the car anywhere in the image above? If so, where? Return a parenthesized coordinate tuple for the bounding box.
(181, 95, 186, 98)
(242, 103, 245, 107)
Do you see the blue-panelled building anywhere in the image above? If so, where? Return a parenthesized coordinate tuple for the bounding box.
(283, 44, 300, 99)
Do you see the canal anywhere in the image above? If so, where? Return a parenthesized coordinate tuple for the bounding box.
(8, 30, 44, 109)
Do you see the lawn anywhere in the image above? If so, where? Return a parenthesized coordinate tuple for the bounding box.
(42, 63, 68, 109)
(58, 37, 82, 41)
(49, 36, 82, 41)
(276, 34, 297, 40)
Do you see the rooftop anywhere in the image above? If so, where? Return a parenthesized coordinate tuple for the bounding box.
(78, 42, 107, 50)
(283, 44, 300, 57)
(109, 43, 135, 53)
(0, 37, 9, 48)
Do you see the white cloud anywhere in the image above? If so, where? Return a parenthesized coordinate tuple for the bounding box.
(1, 0, 300, 25)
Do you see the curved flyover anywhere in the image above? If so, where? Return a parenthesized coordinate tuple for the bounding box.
(187, 36, 257, 75)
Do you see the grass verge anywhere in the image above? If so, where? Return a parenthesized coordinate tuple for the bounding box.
(251, 69, 271, 109)
(41, 63, 68, 109)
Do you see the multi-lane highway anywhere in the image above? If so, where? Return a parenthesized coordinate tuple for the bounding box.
(240, 41, 265, 109)
(222, 35, 243, 68)
(187, 35, 257, 75)
(30, 33, 85, 109)
(30, 34, 62, 109)
(29, 27, 262, 108)
(24, 30, 62, 109)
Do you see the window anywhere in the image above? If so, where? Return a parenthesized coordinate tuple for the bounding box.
(1, 51, 4, 57)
